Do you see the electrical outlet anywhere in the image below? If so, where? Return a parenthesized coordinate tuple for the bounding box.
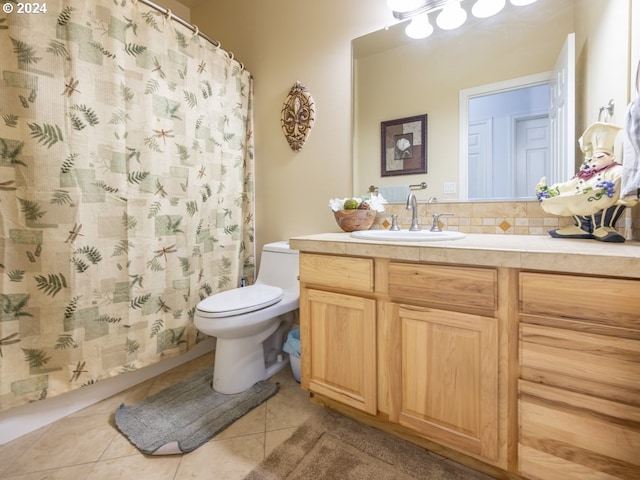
(443, 182, 456, 194)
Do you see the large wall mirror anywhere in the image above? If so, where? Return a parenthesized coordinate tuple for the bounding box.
(352, 0, 633, 202)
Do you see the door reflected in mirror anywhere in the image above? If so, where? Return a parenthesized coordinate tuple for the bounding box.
(459, 73, 558, 200)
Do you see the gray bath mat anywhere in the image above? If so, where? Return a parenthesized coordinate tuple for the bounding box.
(115, 369, 278, 455)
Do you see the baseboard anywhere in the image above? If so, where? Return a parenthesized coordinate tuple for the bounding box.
(0, 338, 216, 445)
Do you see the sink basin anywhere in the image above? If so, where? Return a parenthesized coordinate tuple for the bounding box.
(350, 229, 465, 242)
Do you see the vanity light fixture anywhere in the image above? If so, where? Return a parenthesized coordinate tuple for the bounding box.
(471, 0, 505, 18)
(436, 1, 467, 30)
(388, 0, 538, 38)
(405, 13, 434, 39)
(387, 0, 425, 13)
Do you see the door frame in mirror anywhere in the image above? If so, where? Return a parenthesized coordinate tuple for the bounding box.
(459, 72, 551, 201)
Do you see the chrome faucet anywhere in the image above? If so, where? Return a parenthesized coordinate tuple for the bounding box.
(405, 193, 420, 231)
(430, 213, 454, 232)
(389, 214, 400, 231)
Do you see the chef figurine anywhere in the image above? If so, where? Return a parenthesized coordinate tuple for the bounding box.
(536, 122, 627, 242)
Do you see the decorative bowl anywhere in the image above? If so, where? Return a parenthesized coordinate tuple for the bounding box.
(333, 209, 377, 232)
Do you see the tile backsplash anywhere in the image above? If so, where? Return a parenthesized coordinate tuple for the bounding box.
(375, 201, 637, 240)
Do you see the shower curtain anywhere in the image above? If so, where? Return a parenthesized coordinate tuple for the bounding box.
(0, 0, 255, 412)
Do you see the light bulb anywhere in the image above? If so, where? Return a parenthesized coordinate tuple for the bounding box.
(510, 0, 538, 6)
(405, 13, 434, 39)
(472, 0, 506, 18)
(436, 1, 467, 30)
(387, 0, 424, 13)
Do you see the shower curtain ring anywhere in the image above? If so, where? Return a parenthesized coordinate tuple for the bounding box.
(164, 9, 172, 21)
(192, 25, 199, 38)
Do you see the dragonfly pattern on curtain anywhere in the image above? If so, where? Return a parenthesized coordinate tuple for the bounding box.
(0, 0, 255, 412)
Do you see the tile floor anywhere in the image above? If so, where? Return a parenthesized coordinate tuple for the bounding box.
(0, 351, 321, 480)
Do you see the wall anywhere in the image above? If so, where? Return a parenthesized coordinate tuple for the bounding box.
(377, 201, 575, 236)
(191, 0, 391, 248)
(193, 1, 637, 248)
(574, 0, 631, 135)
(156, 0, 190, 21)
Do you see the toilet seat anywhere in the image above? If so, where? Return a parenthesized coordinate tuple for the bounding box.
(196, 284, 284, 318)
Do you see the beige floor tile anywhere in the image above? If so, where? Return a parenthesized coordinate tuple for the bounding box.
(3, 414, 118, 476)
(175, 433, 265, 480)
(146, 353, 214, 396)
(0, 424, 52, 476)
(0, 463, 96, 480)
(0, 351, 320, 480)
(264, 427, 297, 457)
(270, 365, 300, 388)
(84, 453, 181, 480)
(100, 429, 142, 460)
(171, 351, 215, 376)
(216, 403, 266, 440)
(266, 385, 320, 431)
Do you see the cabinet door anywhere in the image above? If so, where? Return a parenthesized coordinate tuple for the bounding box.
(300, 288, 377, 414)
(394, 305, 499, 460)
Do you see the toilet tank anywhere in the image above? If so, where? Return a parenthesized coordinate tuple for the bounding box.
(256, 241, 299, 292)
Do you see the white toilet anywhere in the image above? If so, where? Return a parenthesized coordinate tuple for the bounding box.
(194, 241, 299, 394)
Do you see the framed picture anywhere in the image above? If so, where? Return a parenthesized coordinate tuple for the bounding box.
(380, 114, 428, 177)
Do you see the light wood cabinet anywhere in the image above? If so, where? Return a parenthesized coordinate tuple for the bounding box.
(299, 254, 377, 414)
(518, 272, 640, 480)
(297, 249, 639, 479)
(299, 253, 513, 469)
(382, 262, 506, 465)
(389, 304, 499, 460)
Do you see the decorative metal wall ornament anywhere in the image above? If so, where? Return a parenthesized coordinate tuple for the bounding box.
(280, 81, 316, 151)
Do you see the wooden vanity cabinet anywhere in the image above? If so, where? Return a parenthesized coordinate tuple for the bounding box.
(299, 253, 514, 469)
(381, 262, 508, 466)
(518, 272, 640, 480)
(299, 253, 377, 414)
(384, 304, 500, 458)
(295, 242, 639, 479)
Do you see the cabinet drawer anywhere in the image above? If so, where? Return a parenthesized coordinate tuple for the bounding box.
(300, 253, 374, 293)
(520, 323, 640, 406)
(388, 262, 497, 310)
(520, 272, 640, 330)
(519, 380, 640, 479)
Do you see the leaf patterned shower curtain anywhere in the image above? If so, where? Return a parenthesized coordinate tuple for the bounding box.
(0, 0, 255, 412)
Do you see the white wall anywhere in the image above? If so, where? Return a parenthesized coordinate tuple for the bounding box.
(574, 0, 631, 135)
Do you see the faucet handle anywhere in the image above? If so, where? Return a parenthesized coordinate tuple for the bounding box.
(389, 214, 400, 231)
(430, 213, 453, 232)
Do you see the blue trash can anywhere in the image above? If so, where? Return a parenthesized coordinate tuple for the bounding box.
(283, 327, 300, 382)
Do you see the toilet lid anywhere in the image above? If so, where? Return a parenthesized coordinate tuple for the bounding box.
(196, 284, 284, 318)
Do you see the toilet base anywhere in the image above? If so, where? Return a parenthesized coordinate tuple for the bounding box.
(211, 313, 294, 394)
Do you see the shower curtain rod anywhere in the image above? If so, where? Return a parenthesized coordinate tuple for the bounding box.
(138, 0, 245, 71)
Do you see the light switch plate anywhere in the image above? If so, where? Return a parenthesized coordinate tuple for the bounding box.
(443, 182, 456, 194)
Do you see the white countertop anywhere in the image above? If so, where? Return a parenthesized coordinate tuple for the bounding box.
(289, 232, 640, 279)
